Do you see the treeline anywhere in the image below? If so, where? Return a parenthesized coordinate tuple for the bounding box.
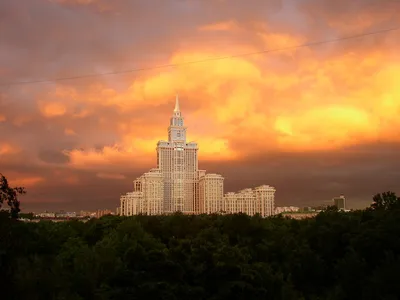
(0, 192, 399, 299)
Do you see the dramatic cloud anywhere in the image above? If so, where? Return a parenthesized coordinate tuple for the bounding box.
(1, 0, 399, 212)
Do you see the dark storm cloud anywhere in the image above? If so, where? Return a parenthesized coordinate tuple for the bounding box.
(202, 142, 400, 208)
(18, 140, 400, 212)
(38, 150, 70, 164)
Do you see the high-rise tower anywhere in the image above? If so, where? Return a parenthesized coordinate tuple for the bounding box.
(157, 96, 199, 213)
(119, 95, 275, 217)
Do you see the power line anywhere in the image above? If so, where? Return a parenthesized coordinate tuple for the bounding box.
(1, 26, 399, 87)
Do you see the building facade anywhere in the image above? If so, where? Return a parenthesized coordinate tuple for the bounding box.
(156, 98, 199, 214)
(199, 173, 224, 214)
(333, 195, 346, 210)
(119, 96, 276, 216)
(223, 185, 276, 217)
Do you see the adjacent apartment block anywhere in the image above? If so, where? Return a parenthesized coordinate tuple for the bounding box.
(224, 185, 276, 217)
(119, 96, 276, 216)
(199, 173, 224, 214)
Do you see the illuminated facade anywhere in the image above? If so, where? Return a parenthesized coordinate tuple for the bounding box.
(199, 173, 224, 214)
(120, 192, 140, 216)
(119, 96, 276, 216)
(223, 185, 276, 217)
(156, 97, 199, 213)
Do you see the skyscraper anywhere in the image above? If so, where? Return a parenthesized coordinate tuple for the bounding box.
(156, 96, 199, 214)
(119, 96, 276, 216)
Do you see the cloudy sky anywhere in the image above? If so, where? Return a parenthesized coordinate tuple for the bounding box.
(1, 0, 399, 212)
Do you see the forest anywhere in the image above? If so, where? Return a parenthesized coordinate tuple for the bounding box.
(1, 173, 400, 299)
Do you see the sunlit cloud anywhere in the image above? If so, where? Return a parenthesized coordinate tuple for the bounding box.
(1, 0, 400, 209)
(199, 21, 239, 32)
(58, 43, 400, 167)
(0, 143, 20, 156)
(39, 101, 67, 118)
(9, 176, 45, 187)
(65, 146, 153, 170)
(64, 128, 77, 136)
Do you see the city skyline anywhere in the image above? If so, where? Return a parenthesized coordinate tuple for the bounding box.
(1, 0, 399, 212)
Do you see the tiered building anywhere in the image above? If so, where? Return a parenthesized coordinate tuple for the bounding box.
(119, 96, 276, 216)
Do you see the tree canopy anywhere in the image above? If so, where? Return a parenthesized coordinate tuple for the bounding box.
(1, 172, 399, 299)
(0, 173, 25, 218)
(1, 191, 400, 299)
(370, 191, 400, 210)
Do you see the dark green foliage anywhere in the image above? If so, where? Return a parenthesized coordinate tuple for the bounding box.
(0, 173, 25, 218)
(370, 191, 400, 210)
(1, 193, 400, 299)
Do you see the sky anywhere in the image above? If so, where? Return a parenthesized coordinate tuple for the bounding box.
(0, 0, 399, 212)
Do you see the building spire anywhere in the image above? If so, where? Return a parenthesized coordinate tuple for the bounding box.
(174, 94, 180, 113)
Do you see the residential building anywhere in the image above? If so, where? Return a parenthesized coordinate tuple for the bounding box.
(120, 169, 163, 216)
(199, 173, 224, 214)
(119, 96, 276, 217)
(223, 185, 276, 217)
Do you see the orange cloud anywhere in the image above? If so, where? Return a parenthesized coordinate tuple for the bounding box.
(64, 176, 80, 185)
(9, 176, 45, 187)
(259, 32, 306, 52)
(0, 114, 5, 122)
(13, 115, 31, 127)
(65, 146, 153, 170)
(274, 105, 376, 151)
(64, 128, 77, 136)
(7, 18, 381, 173)
(0, 143, 20, 156)
(61, 43, 400, 167)
(199, 21, 239, 32)
(39, 101, 67, 118)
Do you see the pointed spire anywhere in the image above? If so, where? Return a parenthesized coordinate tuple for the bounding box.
(174, 94, 180, 113)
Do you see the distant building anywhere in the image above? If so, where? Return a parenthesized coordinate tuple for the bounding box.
(275, 206, 300, 214)
(56, 211, 76, 218)
(36, 212, 56, 218)
(333, 195, 346, 210)
(96, 209, 113, 218)
(119, 169, 164, 216)
(79, 210, 96, 218)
